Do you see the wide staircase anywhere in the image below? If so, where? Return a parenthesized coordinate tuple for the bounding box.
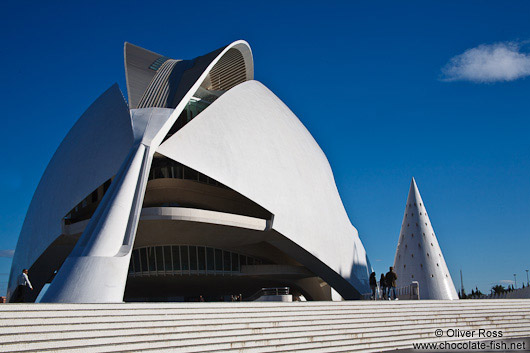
(0, 300, 529, 352)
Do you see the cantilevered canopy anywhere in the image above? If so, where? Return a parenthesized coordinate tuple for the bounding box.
(125, 41, 253, 109)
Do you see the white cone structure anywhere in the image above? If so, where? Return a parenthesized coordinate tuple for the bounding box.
(393, 178, 458, 300)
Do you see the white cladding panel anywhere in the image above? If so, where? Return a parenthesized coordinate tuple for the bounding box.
(157, 80, 370, 293)
(8, 84, 134, 298)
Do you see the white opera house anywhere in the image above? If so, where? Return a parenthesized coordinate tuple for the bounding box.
(7, 41, 372, 303)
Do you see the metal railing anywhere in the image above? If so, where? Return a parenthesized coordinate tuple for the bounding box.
(245, 287, 290, 301)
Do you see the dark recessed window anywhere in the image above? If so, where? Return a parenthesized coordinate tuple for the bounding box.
(148, 247, 156, 272)
(198, 247, 206, 271)
(215, 249, 223, 271)
(223, 251, 231, 272)
(231, 253, 239, 272)
(155, 246, 164, 271)
(181, 246, 189, 271)
(91, 190, 98, 203)
(133, 250, 141, 272)
(164, 246, 172, 271)
(172, 246, 181, 271)
(189, 246, 198, 271)
(103, 179, 111, 192)
(140, 248, 148, 272)
(206, 248, 214, 271)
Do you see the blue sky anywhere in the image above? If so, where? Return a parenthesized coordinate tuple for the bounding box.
(1, 1, 529, 296)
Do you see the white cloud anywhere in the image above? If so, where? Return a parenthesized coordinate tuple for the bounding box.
(0, 250, 14, 258)
(499, 279, 515, 285)
(441, 41, 530, 83)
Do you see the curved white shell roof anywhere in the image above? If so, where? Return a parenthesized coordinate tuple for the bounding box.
(157, 80, 370, 297)
(7, 84, 134, 298)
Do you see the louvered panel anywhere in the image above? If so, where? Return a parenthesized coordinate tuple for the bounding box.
(209, 49, 246, 91)
(137, 60, 179, 108)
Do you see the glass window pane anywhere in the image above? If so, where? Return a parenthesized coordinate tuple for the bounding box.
(148, 247, 156, 272)
(184, 166, 198, 181)
(155, 246, 164, 271)
(176, 164, 183, 179)
(172, 246, 180, 271)
(206, 248, 214, 271)
(140, 248, 148, 272)
(232, 253, 239, 272)
(161, 167, 169, 178)
(181, 246, 189, 271)
(215, 249, 222, 271)
(133, 249, 141, 272)
(198, 247, 206, 271)
(128, 258, 134, 274)
(189, 246, 197, 271)
(223, 251, 231, 272)
(91, 190, 98, 203)
(164, 246, 172, 272)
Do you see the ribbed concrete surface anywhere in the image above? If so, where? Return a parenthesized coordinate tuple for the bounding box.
(0, 300, 529, 352)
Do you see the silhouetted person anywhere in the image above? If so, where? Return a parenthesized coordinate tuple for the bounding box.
(380, 273, 387, 300)
(385, 266, 398, 300)
(13, 269, 33, 303)
(369, 272, 377, 300)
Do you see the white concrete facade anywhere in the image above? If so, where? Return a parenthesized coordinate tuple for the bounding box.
(8, 40, 371, 303)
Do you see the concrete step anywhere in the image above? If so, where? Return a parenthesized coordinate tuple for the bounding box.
(7, 324, 530, 353)
(2, 317, 530, 352)
(2, 311, 529, 335)
(0, 300, 529, 353)
(2, 307, 529, 331)
(2, 315, 529, 344)
(2, 299, 529, 312)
